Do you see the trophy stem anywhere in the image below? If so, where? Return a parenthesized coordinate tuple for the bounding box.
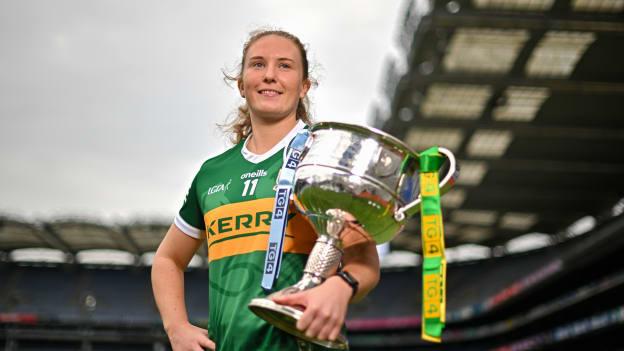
(249, 209, 350, 349)
(286, 234, 343, 293)
(273, 209, 347, 296)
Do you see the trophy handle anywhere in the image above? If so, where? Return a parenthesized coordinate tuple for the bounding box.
(394, 147, 459, 222)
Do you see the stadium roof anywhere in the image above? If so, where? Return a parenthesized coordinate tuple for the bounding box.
(0, 217, 208, 264)
(373, 0, 624, 250)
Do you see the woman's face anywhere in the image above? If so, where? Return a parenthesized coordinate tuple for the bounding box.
(239, 35, 310, 122)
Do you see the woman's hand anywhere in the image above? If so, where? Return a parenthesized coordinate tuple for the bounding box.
(271, 276, 352, 341)
(166, 321, 216, 351)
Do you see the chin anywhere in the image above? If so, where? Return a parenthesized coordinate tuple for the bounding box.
(251, 110, 296, 122)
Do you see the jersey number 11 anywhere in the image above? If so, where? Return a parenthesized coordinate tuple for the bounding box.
(242, 179, 259, 197)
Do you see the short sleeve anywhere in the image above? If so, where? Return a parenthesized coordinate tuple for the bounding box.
(174, 173, 205, 239)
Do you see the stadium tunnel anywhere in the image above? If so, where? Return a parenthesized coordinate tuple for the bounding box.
(2, 0, 624, 350)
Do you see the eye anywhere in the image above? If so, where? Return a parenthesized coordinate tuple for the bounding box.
(279, 62, 292, 69)
(250, 61, 264, 68)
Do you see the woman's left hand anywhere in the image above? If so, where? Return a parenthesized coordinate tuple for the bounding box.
(270, 276, 352, 341)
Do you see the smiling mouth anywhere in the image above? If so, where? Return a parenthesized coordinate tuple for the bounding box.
(258, 89, 282, 97)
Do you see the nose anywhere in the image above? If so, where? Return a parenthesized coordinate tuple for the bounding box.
(263, 62, 276, 82)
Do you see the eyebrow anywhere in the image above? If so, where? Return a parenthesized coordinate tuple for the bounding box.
(248, 56, 295, 62)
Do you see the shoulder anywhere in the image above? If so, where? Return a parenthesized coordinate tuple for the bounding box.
(197, 142, 245, 171)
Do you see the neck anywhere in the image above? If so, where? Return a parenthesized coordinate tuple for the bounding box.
(247, 115, 298, 154)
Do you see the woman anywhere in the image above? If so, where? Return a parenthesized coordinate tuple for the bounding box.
(151, 29, 380, 351)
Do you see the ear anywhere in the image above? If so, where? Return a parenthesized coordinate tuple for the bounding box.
(299, 79, 311, 98)
(238, 79, 245, 98)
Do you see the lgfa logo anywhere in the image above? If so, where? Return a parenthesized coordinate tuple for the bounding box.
(206, 179, 232, 196)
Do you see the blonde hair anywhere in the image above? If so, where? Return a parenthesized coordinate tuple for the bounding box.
(222, 29, 315, 144)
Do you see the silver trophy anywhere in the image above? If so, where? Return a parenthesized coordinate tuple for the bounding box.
(249, 122, 458, 349)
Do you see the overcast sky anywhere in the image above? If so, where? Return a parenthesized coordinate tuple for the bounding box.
(0, 1, 404, 222)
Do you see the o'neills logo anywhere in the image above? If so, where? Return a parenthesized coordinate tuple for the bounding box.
(240, 169, 267, 179)
(206, 179, 231, 196)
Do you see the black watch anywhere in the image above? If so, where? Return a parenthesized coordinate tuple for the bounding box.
(336, 270, 359, 298)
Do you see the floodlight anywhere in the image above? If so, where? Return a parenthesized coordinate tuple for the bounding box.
(494, 86, 550, 121)
(421, 83, 492, 119)
(466, 130, 514, 157)
(506, 233, 552, 253)
(499, 212, 539, 230)
(452, 209, 498, 226)
(572, 0, 624, 12)
(456, 160, 488, 185)
(461, 226, 494, 242)
(404, 126, 465, 151)
(446, 244, 491, 262)
(441, 189, 467, 208)
(526, 31, 596, 78)
(443, 28, 529, 74)
(473, 0, 555, 11)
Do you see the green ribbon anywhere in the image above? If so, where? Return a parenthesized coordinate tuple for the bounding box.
(419, 147, 446, 343)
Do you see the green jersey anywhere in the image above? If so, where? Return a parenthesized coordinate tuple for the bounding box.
(175, 121, 340, 350)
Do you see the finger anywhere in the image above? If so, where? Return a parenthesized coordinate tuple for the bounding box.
(198, 336, 216, 350)
(296, 305, 316, 331)
(271, 290, 303, 302)
(272, 292, 307, 308)
(305, 319, 328, 340)
(328, 323, 343, 341)
(315, 311, 339, 341)
(316, 322, 334, 341)
(303, 309, 330, 339)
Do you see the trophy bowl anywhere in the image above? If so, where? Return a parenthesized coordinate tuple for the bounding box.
(249, 122, 458, 349)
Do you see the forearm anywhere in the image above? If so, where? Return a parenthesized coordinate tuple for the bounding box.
(151, 255, 190, 332)
(339, 239, 380, 303)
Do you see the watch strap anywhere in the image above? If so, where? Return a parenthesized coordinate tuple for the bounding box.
(336, 270, 359, 298)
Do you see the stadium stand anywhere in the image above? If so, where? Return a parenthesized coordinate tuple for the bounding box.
(2, 204, 623, 350)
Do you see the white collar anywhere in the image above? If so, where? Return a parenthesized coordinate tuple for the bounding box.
(241, 120, 306, 164)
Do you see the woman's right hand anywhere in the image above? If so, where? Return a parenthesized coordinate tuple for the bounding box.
(167, 322, 216, 351)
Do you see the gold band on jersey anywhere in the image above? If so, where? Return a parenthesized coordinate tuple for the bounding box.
(204, 198, 316, 263)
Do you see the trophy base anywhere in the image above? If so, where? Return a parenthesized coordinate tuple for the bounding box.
(249, 298, 349, 350)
